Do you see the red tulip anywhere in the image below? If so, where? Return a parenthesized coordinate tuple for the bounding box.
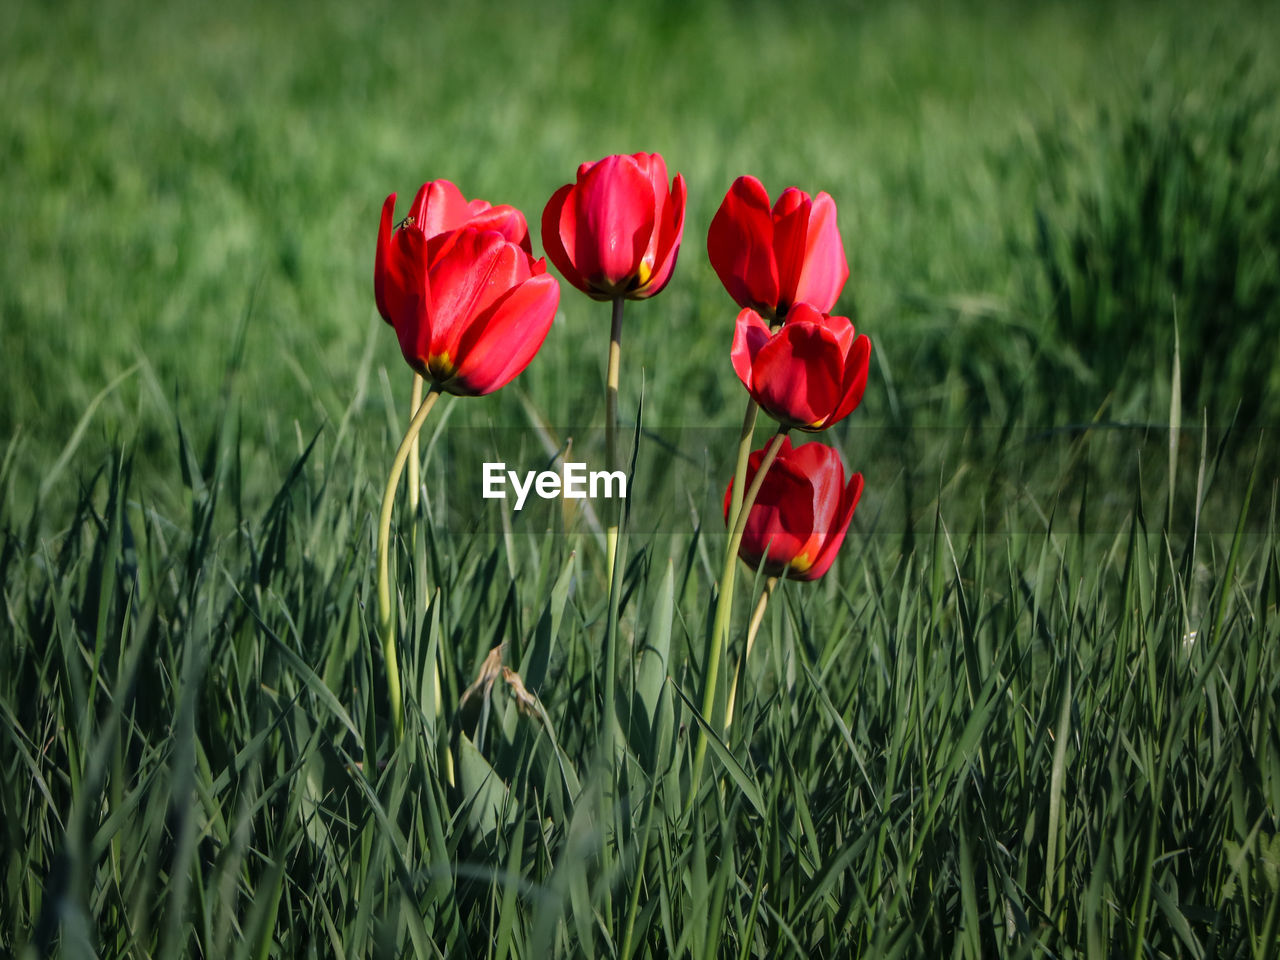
(541, 152, 686, 301)
(723, 437, 862, 580)
(375, 205, 560, 397)
(731, 303, 870, 431)
(707, 175, 848, 321)
(376, 181, 531, 326)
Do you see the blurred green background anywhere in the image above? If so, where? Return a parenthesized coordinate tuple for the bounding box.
(3, 0, 1278, 515)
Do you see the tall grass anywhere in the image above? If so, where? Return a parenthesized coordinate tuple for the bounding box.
(3, 363, 1278, 956)
(1024, 56, 1280, 429)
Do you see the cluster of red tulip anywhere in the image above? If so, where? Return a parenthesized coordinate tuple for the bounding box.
(707, 176, 868, 578)
(372, 155, 869, 758)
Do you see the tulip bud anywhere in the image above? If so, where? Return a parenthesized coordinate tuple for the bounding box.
(707, 175, 849, 321)
(731, 303, 871, 432)
(541, 152, 687, 301)
(724, 437, 863, 580)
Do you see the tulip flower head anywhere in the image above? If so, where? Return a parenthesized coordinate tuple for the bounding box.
(707, 175, 848, 321)
(724, 437, 862, 581)
(731, 303, 870, 431)
(376, 181, 531, 326)
(541, 152, 687, 301)
(375, 198, 559, 397)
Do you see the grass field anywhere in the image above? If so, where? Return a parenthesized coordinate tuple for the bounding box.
(3, 0, 1280, 956)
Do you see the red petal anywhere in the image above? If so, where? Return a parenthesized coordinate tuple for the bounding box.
(374, 193, 398, 324)
(388, 229, 432, 372)
(707, 176, 780, 315)
(792, 191, 848, 314)
(541, 183, 589, 294)
(447, 273, 560, 395)
(633, 152, 667, 200)
(771, 187, 808, 218)
(785, 441, 846, 533)
(771, 188, 812, 314)
(738, 440, 814, 574)
(828, 333, 871, 426)
(798, 305, 855, 354)
(633, 153, 669, 269)
(465, 204, 531, 254)
(803, 470, 863, 580)
(410, 180, 471, 239)
(731, 308, 772, 391)
(636, 170, 686, 299)
(380, 220, 433, 364)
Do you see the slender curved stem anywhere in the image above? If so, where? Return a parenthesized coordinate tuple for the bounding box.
(377, 383, 442, 747)
(605, 296, 624, 581)
(726, 398, 758, 534)
(690, 426, 788, 798)
(718, 397, 763, 734)
(723, 576, 777, 735)
(620, 785, 658, 960)
(745, 576, 778, 663)
(603, 494, 626, 753)
(407, 373, 424, 515)
(602, 296, 625, 749)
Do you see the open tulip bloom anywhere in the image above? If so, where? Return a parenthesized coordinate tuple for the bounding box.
(377, 181, 540, 517)
(707, 175, 848, 321)
(541, 152, 686, 301)
(376, 205, 559, 397)
(724, 437, 863, 581)
(732, 302, 871, 431)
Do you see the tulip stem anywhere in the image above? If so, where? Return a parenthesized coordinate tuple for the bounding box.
(605, 296, 624, 581)
(407, 373, 424, 516)
(602, 296, 625, 750)
(690, 426, 788, 799)
(377, 383, 443, 748)
(723, 576, 777, 736)
(726, 398, 759, 533)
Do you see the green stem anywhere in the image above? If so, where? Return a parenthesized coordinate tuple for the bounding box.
(605, 296, 624, 580)
(620, 785, 658, 960)
(602, 297, 625, 748)
(377, 383, 442, 747)
(602, 485, 626, 752)
(726, 399, 758, 534)
(724, 575, 777, 735)
(690, 426, 788, 798)
(407, 373, 424, 515)
(597, 296, 627, 935)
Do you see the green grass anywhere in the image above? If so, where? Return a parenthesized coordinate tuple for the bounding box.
(3, 0, 1279, 955)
